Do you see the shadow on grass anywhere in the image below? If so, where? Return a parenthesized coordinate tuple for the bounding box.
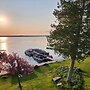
(35, 68, 42, 73)
(43, 63, 50, 68)
(83, 73, 90, 78)
(11, 72, 38, 85)
(11, 64, 51, 85)
(82, 70, 90, 78)
(35, 64, 51, 74)
(21, 72, 38, 82)
(11, 75, 18, 85)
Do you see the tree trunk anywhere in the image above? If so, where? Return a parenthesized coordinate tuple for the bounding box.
(67, 58, 75, 83)
(17, 74, 22, 90)
(16, 59, 22, 90)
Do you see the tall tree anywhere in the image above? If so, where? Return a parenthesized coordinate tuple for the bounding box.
(47, 0, 90, 83)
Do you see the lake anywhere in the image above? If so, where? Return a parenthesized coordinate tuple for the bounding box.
(0, 37, 63, 65)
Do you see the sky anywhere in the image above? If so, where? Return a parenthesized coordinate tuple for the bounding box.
(0, 0, 58, 35)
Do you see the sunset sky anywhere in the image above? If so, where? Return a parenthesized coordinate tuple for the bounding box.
(0, 0, 58, 35)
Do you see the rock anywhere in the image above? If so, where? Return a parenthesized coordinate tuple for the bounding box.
(57, 83, 62, 87)
(1, 75, 8, 79)
(52, 77, 62, 82)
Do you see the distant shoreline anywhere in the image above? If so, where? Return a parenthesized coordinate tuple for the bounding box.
(0, 35, 49, 37)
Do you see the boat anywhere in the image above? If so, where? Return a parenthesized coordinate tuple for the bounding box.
(25, 49, 49, 56)
(25, 49, 53, 63)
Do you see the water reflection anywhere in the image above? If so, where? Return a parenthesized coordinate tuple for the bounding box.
(0, 37, 7, 51)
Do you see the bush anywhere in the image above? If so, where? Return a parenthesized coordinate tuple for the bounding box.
(54, 66, 84, 90)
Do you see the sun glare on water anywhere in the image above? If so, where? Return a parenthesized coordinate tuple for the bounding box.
(0, 37, 7, 42)
(0, 37, 8, 51)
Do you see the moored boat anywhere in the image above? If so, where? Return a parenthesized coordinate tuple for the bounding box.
(25, 48, 53, 63)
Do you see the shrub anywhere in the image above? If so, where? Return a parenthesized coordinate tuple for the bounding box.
(54, 66, 84, 90)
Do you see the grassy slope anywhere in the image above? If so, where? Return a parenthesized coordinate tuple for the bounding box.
(0, 57, 90, 90)
(75, 57, 90, 89)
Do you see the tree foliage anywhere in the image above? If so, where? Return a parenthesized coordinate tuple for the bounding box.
(48, 0, 90, 61)
(48, 0, 90, 83)
(0, 52, 34, 76)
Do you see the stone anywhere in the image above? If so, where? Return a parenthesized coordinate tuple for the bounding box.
(1, 75, 8, 79)
(57, 83, 62, 87)
(52, 77, 61, 82)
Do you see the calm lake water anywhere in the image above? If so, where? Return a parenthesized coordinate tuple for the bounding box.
(0, 37, 64, 65)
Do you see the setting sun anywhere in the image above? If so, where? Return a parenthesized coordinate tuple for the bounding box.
(0, 15, 9, 26)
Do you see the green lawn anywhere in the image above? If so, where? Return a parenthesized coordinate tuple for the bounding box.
(0, 57, 90, 90)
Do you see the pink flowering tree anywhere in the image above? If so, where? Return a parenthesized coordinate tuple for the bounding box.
(0, 52, 34, 90)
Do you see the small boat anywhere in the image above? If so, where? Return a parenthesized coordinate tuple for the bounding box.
(25, 49, 49, 56)
(25, 49, 53, 63)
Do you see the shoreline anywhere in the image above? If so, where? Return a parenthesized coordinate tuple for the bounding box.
(0, 35, 49, 37)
